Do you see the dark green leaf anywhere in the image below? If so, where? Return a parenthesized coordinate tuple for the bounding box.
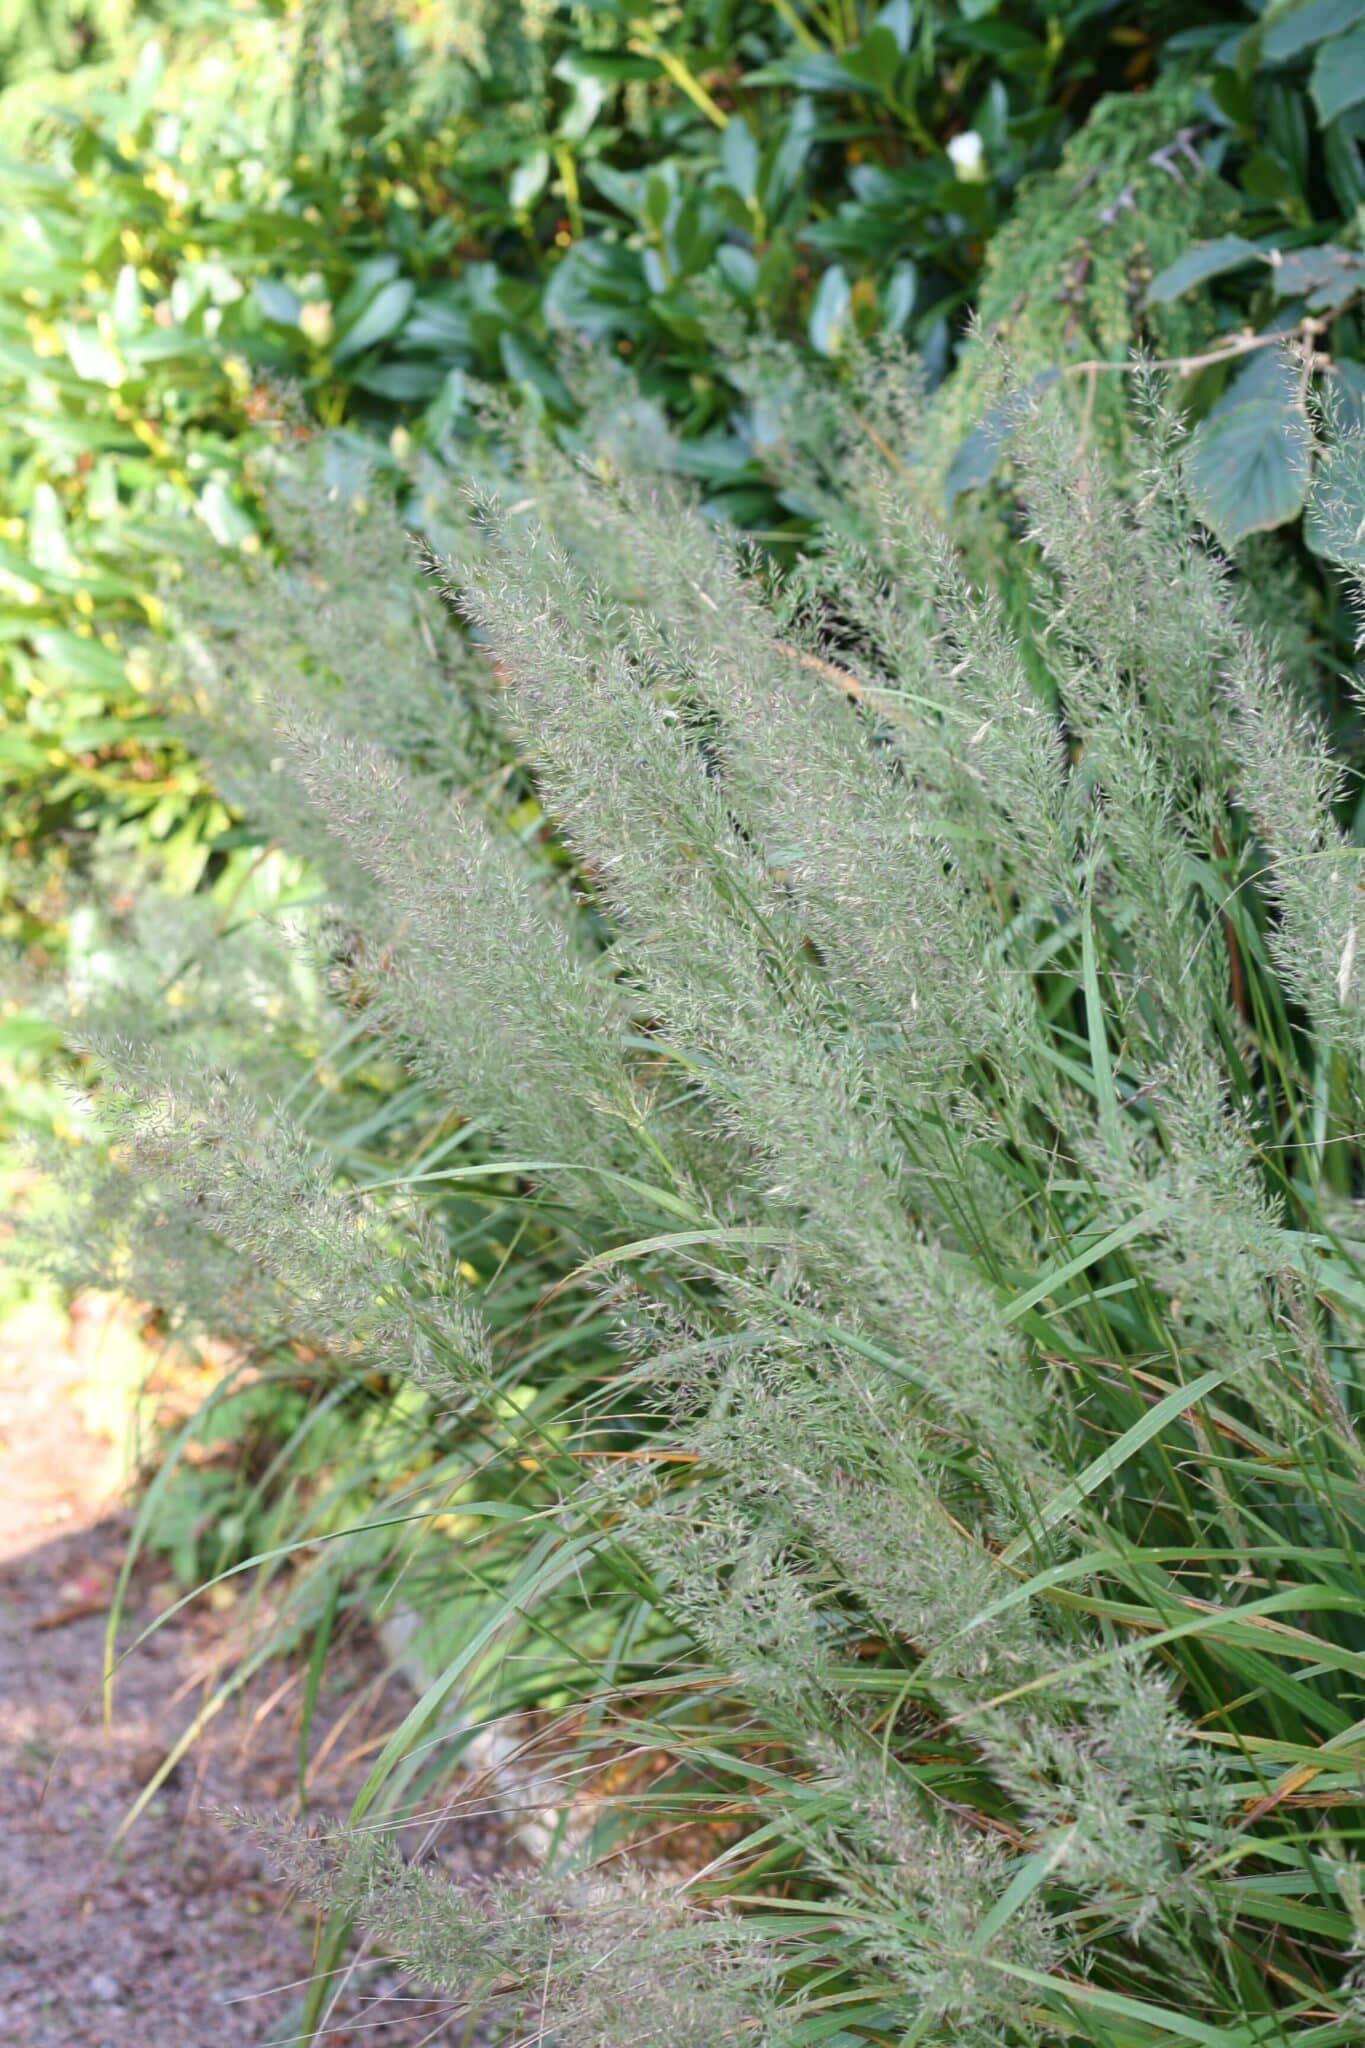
(1144, 236, 1261, 306)
(880, 260, 917, 332)
(1324, 107, 1365, 209)
(1263, 0, 1365, 63)
(720, 118, 759, 205)
(1268, 242, 1365, 304)
(943, 372, 1058, 506)
(331, 253, 401, 331)
(332, 279, 416, 364)
(837, 27, 906, 102)
(353, 360, 446, 400)
(807, 265, 851, 357)
(1185, 350, 1311, 543)
(1312, 22, 1365, 121)
(253, 278, 301, 326)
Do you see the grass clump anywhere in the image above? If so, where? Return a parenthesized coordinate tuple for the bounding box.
(78, 367, 1365, 2043)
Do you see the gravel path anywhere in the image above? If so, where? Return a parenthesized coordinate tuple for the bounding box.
(0, 1296, 496, 2047)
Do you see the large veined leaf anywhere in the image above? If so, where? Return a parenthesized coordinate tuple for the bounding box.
(1312, 21, 1365, 121)
(1185, 347, 1311, 544)
(1263, 0, 1365, 64)
(1269, 242, 1365, 305)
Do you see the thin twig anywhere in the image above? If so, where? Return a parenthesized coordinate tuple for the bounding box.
(1062, 313, 1333, 384)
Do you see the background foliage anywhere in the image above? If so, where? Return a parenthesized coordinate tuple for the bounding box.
(6, 0, 1364, 1116)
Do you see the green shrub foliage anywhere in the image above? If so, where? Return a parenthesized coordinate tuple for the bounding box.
(6, 0, 1362, 1141)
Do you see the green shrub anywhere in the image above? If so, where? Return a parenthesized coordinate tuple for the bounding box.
(5, 0, 1360, 1106)
(77, 368, 1365, 2042)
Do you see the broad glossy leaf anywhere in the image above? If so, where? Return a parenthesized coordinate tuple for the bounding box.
(332, 279, 416, 364)
(509, 149, 550, 212)
(498, 331, 572, 411)
(716, 244, 758, 298)
(1144, 234, 1260, 305)
(744, 54, 854, 95)
(1185, 350, 1311, 543)
(763, 94, 816, 210)
(552, 55, 608, 144)
(838, 27, 906, 102)
(402, 296, 474, 350)
(1312, 21, 1365, 121)
(585, 160, 647, 219)
(720, 117, 759, 204)
(876, 0, 914, 54)
(544, 242, 649, 337)
(807, 264, 851, 357)
(880, 259, 917, 331)
(331, 253, 401, 333)
(1269, 241, 1365, 305)
(122, 330, 212, 365)
(353, 360, 447, 401)
(1263, 0, 1365, 63)
(1325, 107, 1365, 209)
(253, 278, 301, 326)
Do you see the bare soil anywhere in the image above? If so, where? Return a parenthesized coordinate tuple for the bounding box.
(0, 1297, 497, 2047)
